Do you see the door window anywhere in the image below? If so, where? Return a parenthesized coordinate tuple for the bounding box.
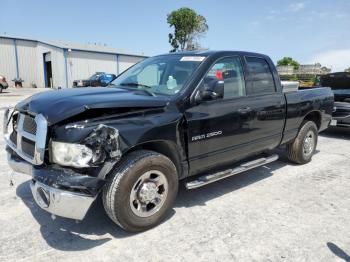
(245, 57, 276, 94)
(204, 57, 246, 99)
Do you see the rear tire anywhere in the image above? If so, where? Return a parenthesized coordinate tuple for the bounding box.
(286, 121, 318, 164)
(102, 150, 178, 232)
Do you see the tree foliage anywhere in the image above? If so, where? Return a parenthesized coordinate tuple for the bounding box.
(345, 67, 350, 72)
(167, 7, 208, 52)
(277, 57, 300, 70)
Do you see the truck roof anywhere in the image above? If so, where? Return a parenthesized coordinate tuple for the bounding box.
(157, 50, 270, 59)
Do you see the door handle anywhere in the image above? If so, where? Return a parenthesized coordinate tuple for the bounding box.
(238, 107, 252, 114)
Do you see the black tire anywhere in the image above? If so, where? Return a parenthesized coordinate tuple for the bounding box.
(286, 121, 318, 164)
(102, 150, 178, 232)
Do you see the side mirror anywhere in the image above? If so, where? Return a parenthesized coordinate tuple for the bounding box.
(195, 78, 224, 102)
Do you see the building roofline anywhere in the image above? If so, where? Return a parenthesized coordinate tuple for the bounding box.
(0, 35, 148, 58)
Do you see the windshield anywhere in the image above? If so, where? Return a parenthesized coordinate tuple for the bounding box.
(110, 54, 205, 95)
(89, 73, 101, 81)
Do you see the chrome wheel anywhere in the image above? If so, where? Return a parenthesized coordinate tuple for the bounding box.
(129, 170, 168, 218)
(303, 130, 315, 156)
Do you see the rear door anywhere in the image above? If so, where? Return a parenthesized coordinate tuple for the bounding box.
(242, 56, 286, 151)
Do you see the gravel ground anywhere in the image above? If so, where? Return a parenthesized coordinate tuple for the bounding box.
(0, 88, 349, 262)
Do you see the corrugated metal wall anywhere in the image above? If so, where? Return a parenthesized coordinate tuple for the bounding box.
(0, 37, 145, 88)
(0, 39, 65, 88)
(66, 51, 117, 86)
(37, 43, 66, 88)
(0, 38, 17, 82)
(16, 40, 38, 87)
(119, 55, 144, 74)
(64, 52, 144, 87)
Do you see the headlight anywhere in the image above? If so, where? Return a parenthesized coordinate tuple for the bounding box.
(51, 141, 93, 168)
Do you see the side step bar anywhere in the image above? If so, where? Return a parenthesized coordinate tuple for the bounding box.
(185, 154, 279, 190)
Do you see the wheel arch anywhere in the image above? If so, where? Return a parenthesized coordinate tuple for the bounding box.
(125, 140, 183, 179)
(302, 111, 321, 130)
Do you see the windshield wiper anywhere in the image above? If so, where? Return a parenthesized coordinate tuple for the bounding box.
(120, 82, 153, 89)
(119, 83, 156, 96)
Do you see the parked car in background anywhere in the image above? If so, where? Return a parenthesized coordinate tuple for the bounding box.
(319, 72, 350, 128)
(0, 75, 9, 92)
(73, 72, 117, 87)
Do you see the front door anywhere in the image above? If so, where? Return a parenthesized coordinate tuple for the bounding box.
(185, 56, 254, 174)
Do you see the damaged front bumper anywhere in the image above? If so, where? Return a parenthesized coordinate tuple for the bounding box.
(7, 151, 105, 220)
(30, 180, 96, 220)
(4, 108, 122, 220)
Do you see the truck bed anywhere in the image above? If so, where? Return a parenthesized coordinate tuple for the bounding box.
(281, 87, 334, 144)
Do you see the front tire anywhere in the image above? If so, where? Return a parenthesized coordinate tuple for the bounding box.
(102, 150, 178, 232)
(286, 121, 318, 164)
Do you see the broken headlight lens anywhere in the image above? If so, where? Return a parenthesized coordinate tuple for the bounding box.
(51, 141, 93, 168)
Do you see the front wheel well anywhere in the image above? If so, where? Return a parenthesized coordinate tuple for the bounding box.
(125, 141, 183, 178)
(303, 111, 321, 130)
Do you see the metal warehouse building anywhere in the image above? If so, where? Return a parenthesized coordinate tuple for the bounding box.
(0, 36, 147, 88)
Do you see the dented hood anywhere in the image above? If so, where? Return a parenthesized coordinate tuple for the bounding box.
(16, 87, 169, 125)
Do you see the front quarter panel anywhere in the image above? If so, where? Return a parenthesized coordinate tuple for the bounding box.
(51, 107, 186, 161)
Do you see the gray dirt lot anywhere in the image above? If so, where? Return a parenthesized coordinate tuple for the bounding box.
(0, 88, 349, 262)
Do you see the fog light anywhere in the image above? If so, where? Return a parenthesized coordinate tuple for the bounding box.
(36, 187, 50, 208)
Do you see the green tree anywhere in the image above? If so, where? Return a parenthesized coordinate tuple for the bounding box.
(291, 74, 299, 81)
(345, 67, 350, 72)
(277, 57, 300, 70)
(167, 7, 208, 52)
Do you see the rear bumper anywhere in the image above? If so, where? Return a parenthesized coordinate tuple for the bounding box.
(7, 151, 105, 220)
(330, 116, 350, 128)
(331, 102, 350, 128)
(72, 80, 89, 87)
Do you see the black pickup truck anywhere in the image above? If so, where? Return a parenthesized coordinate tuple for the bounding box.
(4, 51, 333, 232)
(318, 72, 350, 128)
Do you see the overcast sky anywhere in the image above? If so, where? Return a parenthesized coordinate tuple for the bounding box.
(1, 0, 349, 71)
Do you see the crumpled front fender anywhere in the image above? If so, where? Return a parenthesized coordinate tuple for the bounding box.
(84, 124, 123, 165)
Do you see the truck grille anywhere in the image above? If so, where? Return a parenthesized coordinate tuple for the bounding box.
(4, 111, 47, 165)
(21, 136, 36, 157)
(23, 115, 37, 135)
(10, 130, 17, 146)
